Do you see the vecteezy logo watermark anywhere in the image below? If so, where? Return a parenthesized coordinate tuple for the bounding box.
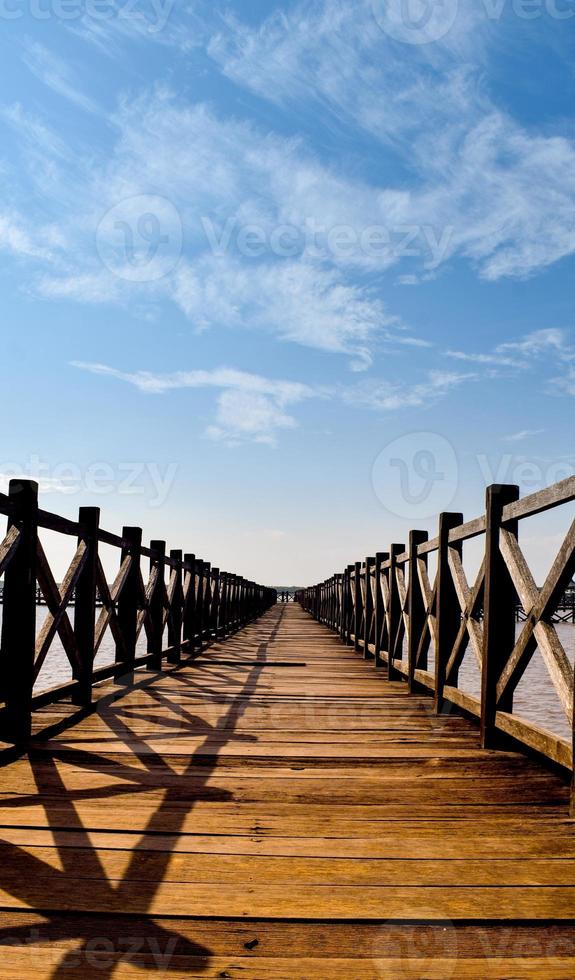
(0, 457, 178, 508)
(372, 0, 459, 45)
(0, 0, 175, 32)
(373, 915, 458, 978)
(476, 453, 575, 490)
(0, 928, 180, 971)
(372, 432, 458, 520)
(373, 0, 575, 45)
(96, 195, 183, 282)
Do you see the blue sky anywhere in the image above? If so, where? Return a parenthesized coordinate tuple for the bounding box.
(1, 0, 575, 583)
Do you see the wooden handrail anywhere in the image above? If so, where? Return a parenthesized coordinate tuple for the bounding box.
(297, 477, 575, 813)
(0, 479, 276, 742)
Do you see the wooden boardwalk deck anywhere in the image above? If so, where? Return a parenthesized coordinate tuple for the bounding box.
(1, 603, 575, 977)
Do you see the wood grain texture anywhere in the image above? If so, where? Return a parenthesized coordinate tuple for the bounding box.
(1, 604, 574, 976)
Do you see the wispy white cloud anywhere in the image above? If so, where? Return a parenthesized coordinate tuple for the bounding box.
(502, 429, 545, 443)
(205, 390, 298, 447)
(71, 358, 479, 445)
(342, 369, 475, 411)
(71, 361, 320, 446)
(0, 210, 62, 262)
(21, 89, 427, 368)
(208, 0, 482, 147)
(3, 8, 574, 383)
(0, 102, 70, 160)
(173, 256, 401, 370)
(66, 1, 206, 57)
(0, 102, 76, 196)
(554, 368, 575, 397)
(70, 361, 315, 400)
(22, 41, 101, 115)
(452, 328, 575, 401)
(207, 0, 575, 282)
(448, 329, 570, 371)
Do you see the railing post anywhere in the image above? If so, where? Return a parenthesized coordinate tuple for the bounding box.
(226, 572, 233, 631)
(335, 573, 343, 633)
(211, 568, 220, 639)
(364, 557, 375, 659)
(408, 531, 428, 693)
(73, 506, 100, 708)
(238, 576, 245, 626)
(242, 577, 248, 624)
(435, 513, 463, 713)
(115, 526, 142, 685)
(339, 569, 347, 642)
(481, 484, 520, 747)
(168, 549, 183, 665)
(200, 562, 210, 642)
(228, 574, 237, 632)
(0, 480, 38, 743)
(183, 553, 196, 655)
(343, 565, 353, 644)
(218, 572, 228, 639)
(353, 562, 362, 651)
(147, 541, 166, 671)
(236, 575, 244, 627)
(373, 552, 388, 668)
(388, 544, 406, 681)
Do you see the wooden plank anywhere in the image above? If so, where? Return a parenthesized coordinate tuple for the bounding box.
(496, 710, 572, 770)
(2, 878, 575, 919)
(501, 474, 575, 522)
(0, 951, 573, 979)
(6, 847, 575, 886)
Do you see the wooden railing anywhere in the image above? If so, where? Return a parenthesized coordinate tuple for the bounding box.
(297, 478, 575, 804)
(0, 479, 276, 743)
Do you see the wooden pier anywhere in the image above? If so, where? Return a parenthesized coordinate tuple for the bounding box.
(0, 603, 574, 976)
(2, 477, 575, 975)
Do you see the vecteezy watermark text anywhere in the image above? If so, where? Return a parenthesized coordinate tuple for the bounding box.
(476, 454, 575, 490)
(0, 457, 178, 508)
(0, 0, 174, 31)
(373, 0, 575, 46)
(372, 432, 575, 521)
(96, 195, 454, 283)
(1, 929, 179, 970)
(201, 216, 454, 269)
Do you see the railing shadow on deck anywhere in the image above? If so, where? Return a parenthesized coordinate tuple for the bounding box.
(297, 476, 575, 811)
(0, 604, 285, 977)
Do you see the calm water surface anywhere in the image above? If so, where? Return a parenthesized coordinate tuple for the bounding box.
(0, 607, 150, 694)
(456, 623, 575, 741)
